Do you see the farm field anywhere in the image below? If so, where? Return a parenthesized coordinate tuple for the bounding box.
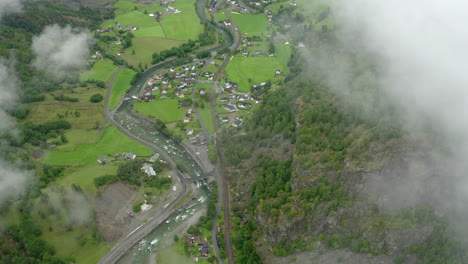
(113, 0, 143, 15)
(230, 13, 271, 36)
(54, 129, 102, 151)
(57, 164, 120, 193)
(215, 12, 228, 22)
(43, 126, 153, 166)
(122, 37, 185, 66)
(160, 0, 204, 40)
(134, 98, 186, 122)
(224, 56, 284, 92)
(115, 10, 165, 38)
(80, 60, 119, 83)
(109, 68, 136, 110)
(26, 88, 107, 129)
(274, 42, 291, 70)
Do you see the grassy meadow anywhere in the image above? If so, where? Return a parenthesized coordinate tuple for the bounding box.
(122, 37, 185, 66)
(231, 13, 271, 36)
(225, 56, 285, 92)
(43, 126, 153, 166)
(80, 60, 119, 83)
(26, 88, 107, 130)
(134, 98, 186, 122)
(109, 68, 136, 110)
(160, 0, 203, 40)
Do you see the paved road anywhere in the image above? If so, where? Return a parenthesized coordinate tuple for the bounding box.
(99, 65, 196, 264)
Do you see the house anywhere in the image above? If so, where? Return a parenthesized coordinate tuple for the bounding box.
(223, 104, 236, 112)
(124, 152, 136, 160)
(232, 118, 243, 127)
(275, 69, 282, 75)
(186, 128, 194, 135)
(161, 90, 168, 95)
(149, 153, 160, 163)
(238, 102, 252, 109)
(184, 117, 190, 123)
(180, 101, 188, 108)
(199, 88, 206, 95)
(177, 92, 185, 98)
(142, 95, 155, 101)
(220, 97, 229, 102)
(186, 108, 193, 116)
(238, 94, 249, 101)
(221, 117, 229, 123)
(198, 241, 210, 258)
(141, 163, 156, 177)
(97, 156, 107, 164)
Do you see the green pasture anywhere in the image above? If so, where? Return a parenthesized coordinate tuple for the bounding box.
(139, 3, 165, 14)
(101, 19, 116, 29)
(224, 56, 284, 92)
(160, 0, 203, 40)
(230, 13, 271, 36)
(57, 164, 119, 193)
(123, 37, 184, 67)
(274, 42, 291, 70)
(26, 89, 107, 130)
(80, 60, 119, 83)
(109, 68, 136, 110)
(43, 126, 152, 166)
(134, 98, 185, 122)
(116, 10, 164, 36)
(215, 12, 228, 22)
(266, 1, 290, 14)
(54, 129, 102, 151)
(113, 0, 144, 15)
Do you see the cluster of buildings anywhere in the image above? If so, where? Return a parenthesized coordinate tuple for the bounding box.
(142, 62, 205, 102)
(186, 234, 210, 260)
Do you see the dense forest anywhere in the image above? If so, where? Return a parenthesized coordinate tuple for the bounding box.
(221, 20, 468, 264)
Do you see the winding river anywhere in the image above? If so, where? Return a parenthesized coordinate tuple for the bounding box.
(108, 0, 230, 262)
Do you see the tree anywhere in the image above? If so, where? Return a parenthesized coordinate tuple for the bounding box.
(90, 94, 103, 103)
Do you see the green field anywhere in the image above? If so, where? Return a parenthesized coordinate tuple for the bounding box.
(274, 42, 291, 70)
(27, 88, 107, 129)
(57, 164, 119, 193)
(224, 56, 285, 92)
(43, 126, 153, 166)
(116, 10, 165, 37)
(266, 1, 290, 14)
(123, 37, 184, 66)
(135, 98, 186, 122)
(160, 0, 203, 40)
(54, 129, 102, 151)
(230, 13, 271, 36)
(113, 0, 144, 15)
(215, 12, 228, 22)
(109, 68, 136, 110)
(157, 244, 193, 264)
(80, 60, 119, 83)
(196, 83, 214, 134)
(101, 19, 116, 29)
(140, 3, 165, 14)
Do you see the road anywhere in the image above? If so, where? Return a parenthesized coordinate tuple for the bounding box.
(99, 64, 200, 264)
(99, 2, 242, 263)
(208, 8, 242, 264)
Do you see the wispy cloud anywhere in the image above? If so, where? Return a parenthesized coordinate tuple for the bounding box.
(0, 0, 23, 20)
(32, 24, 93, 80)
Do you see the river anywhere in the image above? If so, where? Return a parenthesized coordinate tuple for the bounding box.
(110, 0, 228, 262)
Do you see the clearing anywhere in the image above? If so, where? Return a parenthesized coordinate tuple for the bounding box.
(80, 60, 119, 83)
(109, 68, 136, 110)
(43, 126, 153, 166)
(134, 98, 186, 122)
(230, 13, 271, 36)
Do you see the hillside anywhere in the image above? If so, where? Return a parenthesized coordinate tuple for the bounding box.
(220, 2, 468, 264)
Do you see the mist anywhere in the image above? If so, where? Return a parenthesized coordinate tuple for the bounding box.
(301, 0, 468, 221)
(32, 24, 93, 80)
(0, 0, 23, 20)
(0, 58, 30, 206)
